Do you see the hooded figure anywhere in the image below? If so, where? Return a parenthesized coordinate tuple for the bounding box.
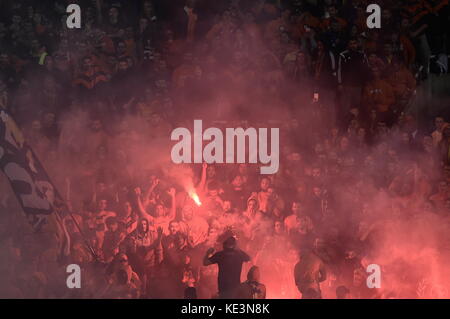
(235, 265, 267, 299)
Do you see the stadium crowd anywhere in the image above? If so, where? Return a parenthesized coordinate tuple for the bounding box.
(0, 0, 450, 299)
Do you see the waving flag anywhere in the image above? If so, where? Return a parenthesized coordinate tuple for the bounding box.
(0, 110, 70, 256)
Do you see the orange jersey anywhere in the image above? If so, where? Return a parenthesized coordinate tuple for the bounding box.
(172, 64, 202, 89)
(320, 17, 348, 31)
(386, 67, 416, 99)
(399, 35, 416, 67)
(363, 79, 395, 112)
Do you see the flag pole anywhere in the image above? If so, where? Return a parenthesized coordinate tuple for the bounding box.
(50, 184, 100, 262)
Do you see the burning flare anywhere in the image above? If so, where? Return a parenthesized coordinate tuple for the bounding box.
(189, 191, 202, 206)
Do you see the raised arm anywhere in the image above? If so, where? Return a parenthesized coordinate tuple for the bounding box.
(143, 178, 159, 207)
(167, 187, 176, 220)
(134, 187, 154, 222)
(318, 262, 327, 283)
(198, 163, 208, 193)
(203, 247, 216, 266)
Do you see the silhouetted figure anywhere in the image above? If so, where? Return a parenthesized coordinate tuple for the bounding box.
(203, 236, 251, 298)
(336, 285, 350, 299)
(184, 287, 197, 299)
(235, 266, 266, 299)
(294, 248, 327, 299)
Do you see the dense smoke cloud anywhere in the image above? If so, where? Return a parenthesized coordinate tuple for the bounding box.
(1, 0, 450, 299)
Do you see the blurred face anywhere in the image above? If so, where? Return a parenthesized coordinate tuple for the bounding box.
(346, 250, 357, 259)
(250, 268, 260, 281)
(296, 183, 306, 195)
(169, 221, 179, 235)
(340, 137, 349, 150)
(383, 44, 393, 55)
(207, 166, 216, 178)
(139, 220, 148, 232)
(183, 206, 193, 220)
(401, 18, 410, 29)
(368, 53, 378, 65)
(97, 182, 106, 193)
(12, 15, 21, 25)
(445, 167, 450, 182)
(292, 202, 301, 214)
(124, 201, 132, 214)
(98, 199, 107, 210)
(372, 68, 381, 79)
(118, 254, 129, 266)
(0, 53, 9, 65)
(117, 42, 126, 54)
(125, 27, 134, 39)
(31, 39, 40, 51)
(357, 128, 366, 140)
(139, 18, 149, 30)
(423, 136, 433, 151)
(238, 164, 247, 174)
(144, 0, 154, 15)
(33, 13, 42, 24)
(435, 117, 445, 130)
(223, 200, 232, 212)
(118, 60, 128, 71)
(445, 199, 450, 211)
(260, 178, 270, 191)
(296, 53, 306, 66)
(31, 120, 42, 131)
(83, 58, 93, 69)
(328, 6, 337, 17)
(348, 40, 358, 51)
(313, 187, 321, 197)
(208, 188, 218, 198)
(91, 120, 102, 132)
(377, 122, 387, 133)
(298, 217, 311, 234)
(155, 204, 165, 217)
(317, 41, 324, 51)
(274, 221, 282, 234)
(109, 7, 119, 21)
(43, 112, 55, 126)
(312, 168, 321, 178)
(401, 133, 410, 144)
(108, 222, 118, 232)
(247, 199, 257, 211)
(315, 144, 324, 154)
(331, 128, 339, 137)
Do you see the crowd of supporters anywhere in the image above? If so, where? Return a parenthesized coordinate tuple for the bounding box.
(0, 0, 450, 298)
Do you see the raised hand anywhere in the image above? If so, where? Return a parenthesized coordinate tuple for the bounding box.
(167, 187, 176, 197)
(134, 187, 142, 196)
(151, 178, 160, 188)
